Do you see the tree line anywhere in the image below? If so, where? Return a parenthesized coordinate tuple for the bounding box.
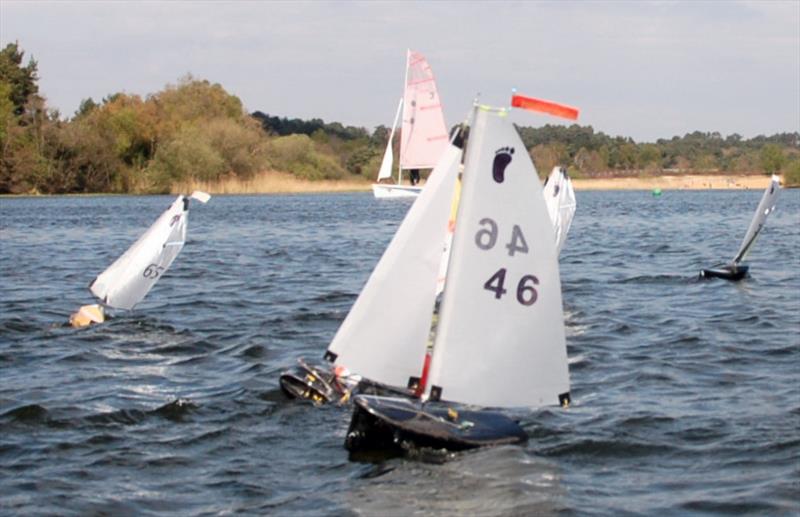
(1, 42, 798, 194)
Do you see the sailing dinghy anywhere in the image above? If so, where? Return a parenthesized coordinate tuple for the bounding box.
(372, 49, 450, 199)
(341, 101, 574, 455)
(543, 166, 577, 255)
(700, 175, 780, 281)
(70, 191, 210, 326)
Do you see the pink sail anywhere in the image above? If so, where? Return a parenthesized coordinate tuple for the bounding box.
(399, 50, 449, 170)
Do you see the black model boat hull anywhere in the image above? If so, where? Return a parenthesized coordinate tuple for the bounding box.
(345, 394, 527, 458)
(700, 264, 749, 281)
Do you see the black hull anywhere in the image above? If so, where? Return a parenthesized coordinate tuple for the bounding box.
(700, 264, 749, 281)
(345, 395, 527, 459)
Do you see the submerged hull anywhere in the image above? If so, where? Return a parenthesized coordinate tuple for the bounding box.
(279, 362, 338, 405)
(279, 360, 417, 406)
(371, 184, 422, 198)
(700, 264, 749, 281)
(345, 394, 527, 458)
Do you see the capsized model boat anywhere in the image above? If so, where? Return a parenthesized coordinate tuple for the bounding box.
(342, 98, 577, 455)
(70, 191, 210, 327)
(700, 175, 780, 281)
(543, 166, 576, 255)
(372, 49, 450, 199)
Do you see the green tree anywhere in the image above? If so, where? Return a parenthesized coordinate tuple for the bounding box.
(0, 81, 14, 143)
(759, 144, 785, 174)
(0, 42, 39, 116)
(783, 158, 800, 187)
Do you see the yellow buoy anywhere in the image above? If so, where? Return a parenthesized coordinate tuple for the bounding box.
(69, 304, 105, 328)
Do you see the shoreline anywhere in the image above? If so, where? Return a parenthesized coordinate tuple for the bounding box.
(172, 172, 780, 194)
(2, 173, 786, 197)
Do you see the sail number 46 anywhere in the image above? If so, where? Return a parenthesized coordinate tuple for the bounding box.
(475, 217, 539, 306)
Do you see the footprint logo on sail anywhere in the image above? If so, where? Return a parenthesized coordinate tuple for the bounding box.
(492, 147, 514, 183)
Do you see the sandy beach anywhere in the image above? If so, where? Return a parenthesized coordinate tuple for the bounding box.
(571, 174, 778, 191)
(172, 172, 781, 195)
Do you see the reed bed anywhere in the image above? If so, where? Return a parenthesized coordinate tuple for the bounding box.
(171, 171, 372, 195)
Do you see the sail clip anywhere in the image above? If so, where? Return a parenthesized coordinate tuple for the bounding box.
(429, 386, 442, 402)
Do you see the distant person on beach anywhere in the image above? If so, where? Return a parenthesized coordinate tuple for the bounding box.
(410, 168, 420, 185)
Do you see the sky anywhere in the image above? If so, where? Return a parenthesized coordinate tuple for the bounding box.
(1, 0, 798, 142)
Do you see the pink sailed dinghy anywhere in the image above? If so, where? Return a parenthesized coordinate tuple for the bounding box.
(372, 49, 450, 199)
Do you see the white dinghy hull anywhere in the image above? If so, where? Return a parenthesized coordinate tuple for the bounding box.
(371, 184, 423, 198)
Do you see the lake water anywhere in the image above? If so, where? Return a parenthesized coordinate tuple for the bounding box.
(1, 189, 798, 515)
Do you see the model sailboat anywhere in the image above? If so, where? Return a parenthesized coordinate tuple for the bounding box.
(700, 175, 781, 281)
(70, 191, 210, 327)
(335, 98, 577, 454)
(278, 134, 465, 402)
(372, 49, 450, 199)
(543, 166, 577, 255)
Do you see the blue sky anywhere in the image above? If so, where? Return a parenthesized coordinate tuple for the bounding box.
(1, 0, 798, 142)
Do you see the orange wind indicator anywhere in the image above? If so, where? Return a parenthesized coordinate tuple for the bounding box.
(511, 93, 579, 121)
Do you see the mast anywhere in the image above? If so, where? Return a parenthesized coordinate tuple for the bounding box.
(398, 49, 411, 185)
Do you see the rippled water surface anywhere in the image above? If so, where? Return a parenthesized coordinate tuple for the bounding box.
(1, 190, 799, 515)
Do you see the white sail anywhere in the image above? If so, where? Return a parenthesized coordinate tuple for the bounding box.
(327, 144, 463, 388)
(425, 106, 570, 408)
(376, 98, 403, 182)
(190, 190, 211, 204)
(90, 195, 191, 310)
(732, 174, 781, 264)
(543, 167, 577, 255)
(399, 49, 450, 170)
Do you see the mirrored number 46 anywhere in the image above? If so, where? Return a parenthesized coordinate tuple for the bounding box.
(484, 268, 539, 306)
(475, 218, 529, 257)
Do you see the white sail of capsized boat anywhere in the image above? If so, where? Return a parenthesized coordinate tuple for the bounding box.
(732, 174, 780, 264)
(425, 106, 570, 409)
(89, 191, 210, 310)
(543, 166, 577, 255)
(328, 143, 463, 387)
(372, 49, 449, 199)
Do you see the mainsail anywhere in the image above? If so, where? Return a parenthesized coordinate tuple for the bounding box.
(399, 49, 450, 171)
(89, 192, 209, 310)
(326, 144, 463, 388)
(732, 174, 781, 264)
(425, 106, 570, 408)
(543, 166, 577, 255)
(376, 98, 403, 182)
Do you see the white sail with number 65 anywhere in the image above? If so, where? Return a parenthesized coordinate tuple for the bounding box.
(89, 191, 210, 310)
